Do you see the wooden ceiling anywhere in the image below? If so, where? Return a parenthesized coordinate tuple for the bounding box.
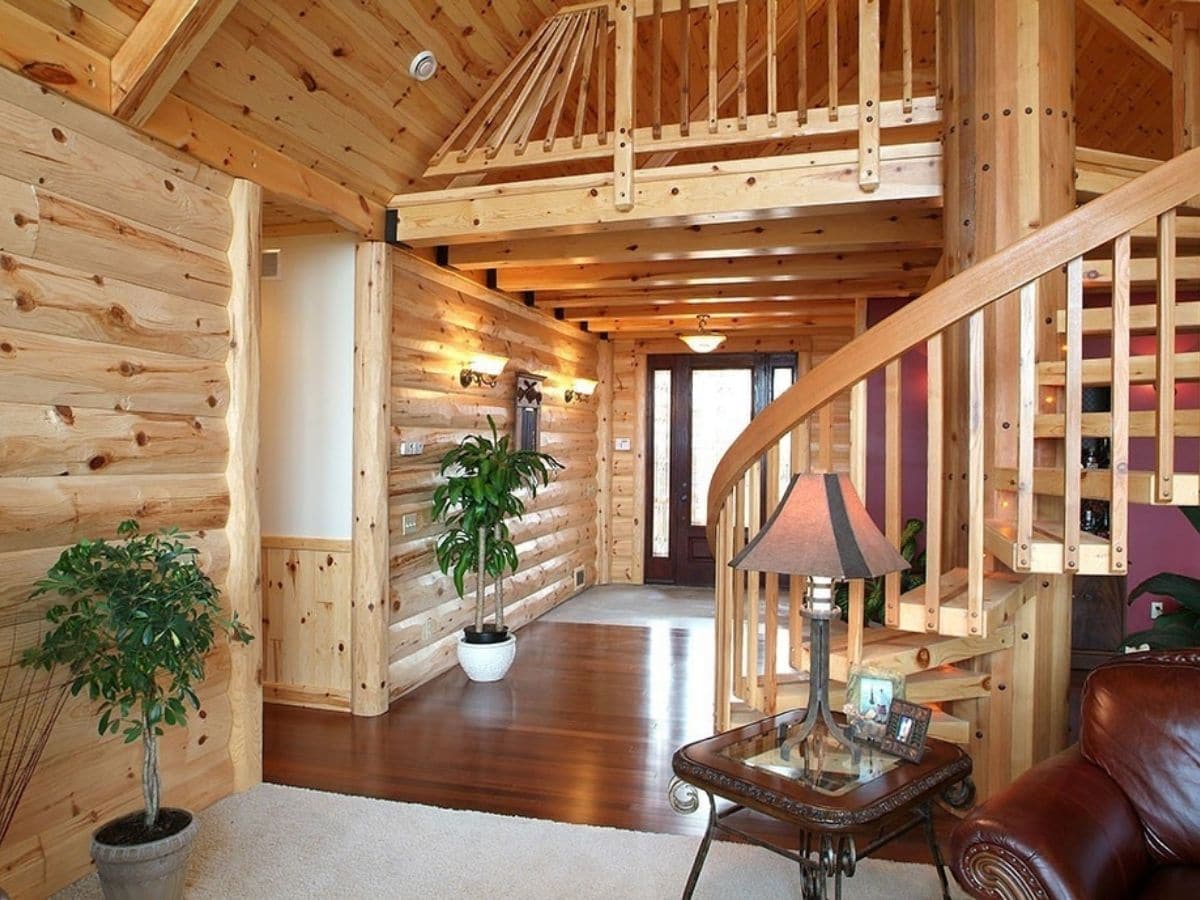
(0, 0, 1182, 337)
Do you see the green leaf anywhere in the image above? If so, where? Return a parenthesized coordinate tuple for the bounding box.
(1128, 573, 1200, 615)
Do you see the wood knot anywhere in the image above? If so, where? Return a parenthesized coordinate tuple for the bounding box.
(300, 69, 318, 92)
(135, 431, 149, 446)
(0, 342, 14, 355)
(0, 255, 15, 272)
(916, 648, 931, 668)
(14, 290, 35, 311)
(163, 179, 175, 192)
(21, 61, 77, 86)
(107, 304, 131, 324)
(117, 360, 145, 377)
(88, 454, 108, 470)
(54, 405, 75, 424)
(206, 395, 218, 408)
(51, 126, 67, 143)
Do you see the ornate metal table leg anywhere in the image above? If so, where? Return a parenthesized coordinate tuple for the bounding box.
(920, 802, 952, 900)
(681, 792, 717, 900)
(942, 776, 977, 811)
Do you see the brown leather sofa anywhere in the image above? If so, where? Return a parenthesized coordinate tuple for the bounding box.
(950, 650, 1200, 899)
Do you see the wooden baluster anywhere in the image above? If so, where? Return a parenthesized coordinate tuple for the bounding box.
(732, 473, 747, 699)
(934, 0, 942, 109)
(680, 0, 691, 137)
(1064, 257, 1084, 573)
(708, 0, 719, 133)
(572, 9, 599, 149)
(489, 15, 572, 158)
(652, 0, 664, 140)
(716, 495, 736, 730)
(847, 299, 868, 664)
(925, 333, 944, 632)
(737, 0, 749, 129)
(967, 311, 985, 636)
(884, 359, 902, 627)
(818, 403, 834, 471)
(828, 0, 840, 121)
(767, 0, 779, 128)
(746, 463, 762, 711)
(858, 0, 881, 192)
(542, 12, 591, 152)
(514, 14, 582, 155)
(789, 418, 807, 670)
(797, 0, 808, 121)
(597, 6, 609, 145)
(902, 0, 913, 113)
(764, 444, 781, 714)
(1016, 282, 1037, 572)
(614, 1, 636, 211)
(1110, 233, 1131, 575)
(1157, 210, 1177, 502)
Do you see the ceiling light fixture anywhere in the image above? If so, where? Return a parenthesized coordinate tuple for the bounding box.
(409, 50, 438, 82)
(679, 315, 727, 354)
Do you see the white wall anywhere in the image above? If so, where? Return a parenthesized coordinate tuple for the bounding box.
(260, 233, 356, 539)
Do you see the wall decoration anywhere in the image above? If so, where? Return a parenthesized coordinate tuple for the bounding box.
(515, 372, 545, 452)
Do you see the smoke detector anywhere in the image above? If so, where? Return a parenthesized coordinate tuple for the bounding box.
(409, 51, 437, 82)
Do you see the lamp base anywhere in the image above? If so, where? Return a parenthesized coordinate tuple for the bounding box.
(781, 605, 860, 763)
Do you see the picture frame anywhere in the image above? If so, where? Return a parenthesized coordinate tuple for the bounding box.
(880, 700, 933, 763)
(843, 665, 905, 746)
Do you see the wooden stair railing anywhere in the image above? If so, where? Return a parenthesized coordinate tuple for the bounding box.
(423, 0, 941, 203)
(706, 145, 1200, 740)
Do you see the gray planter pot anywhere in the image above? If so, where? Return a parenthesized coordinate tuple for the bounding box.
(91, 809, 197, 900)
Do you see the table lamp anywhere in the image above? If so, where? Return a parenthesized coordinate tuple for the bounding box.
(730, 473, 909, 760)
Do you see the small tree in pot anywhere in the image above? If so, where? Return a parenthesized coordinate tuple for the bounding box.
(432, 417, 562, 680)
(21, 520, 252, 900)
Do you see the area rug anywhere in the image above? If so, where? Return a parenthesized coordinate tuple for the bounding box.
(55, 784, 965, 899)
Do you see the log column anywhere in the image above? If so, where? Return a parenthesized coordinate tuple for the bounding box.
(1175, 1, 1200, 156)
(352, 242, 393, 716)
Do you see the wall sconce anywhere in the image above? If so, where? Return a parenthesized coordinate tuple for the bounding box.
(565, 377, 599, 404)
(460, 353, 508, 388)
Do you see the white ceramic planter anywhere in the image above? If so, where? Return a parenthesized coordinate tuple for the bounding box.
(457, 635, 517, 682)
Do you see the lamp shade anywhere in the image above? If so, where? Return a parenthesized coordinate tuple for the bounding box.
(730, 473, 910, 579)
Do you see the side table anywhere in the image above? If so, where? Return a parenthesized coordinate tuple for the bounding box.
(669, 709, 974, 899)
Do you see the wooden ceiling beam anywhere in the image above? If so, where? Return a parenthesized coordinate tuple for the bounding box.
(535, 279, 923, 307)
(497, 249, 940, 292)
(110, 0, 239, 126)
(586, 315, 857, 334)
(1080, 0, 1173, 72)
(0, 1, 111, 111)
(449, 207, 943, 269)
(390, 142, 942, 245)
(560, 299, 857, 320)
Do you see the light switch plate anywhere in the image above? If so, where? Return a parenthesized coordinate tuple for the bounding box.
(402, 513, 418, 534)
(399, 441, 424, 456)
(614, 437, 632, 451)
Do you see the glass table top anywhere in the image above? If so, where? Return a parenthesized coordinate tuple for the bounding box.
(719, 720, 901, 797)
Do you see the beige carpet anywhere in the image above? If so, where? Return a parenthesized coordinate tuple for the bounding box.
(56, 784, 965, 899)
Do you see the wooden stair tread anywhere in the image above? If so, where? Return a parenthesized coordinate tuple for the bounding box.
(806, 621, 1014, 681)
(893, 568, 1030, 636)
(994, 467, 1200, 506)
(985, 518, 1114, 575)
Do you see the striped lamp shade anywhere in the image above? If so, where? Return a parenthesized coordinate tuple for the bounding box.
(729, 473, 910, 578)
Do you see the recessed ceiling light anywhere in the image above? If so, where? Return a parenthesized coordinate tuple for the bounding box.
(409, 50, 438, 82)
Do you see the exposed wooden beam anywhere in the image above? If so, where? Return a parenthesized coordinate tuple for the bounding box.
(0, 1, 111, 111)
(496, 249, 941, 292)
(111, 0, 239, 126)
(1075, 146, 1161, 197)
(588, 315, 856, 334)
(535, 278, 925, 307)
(144, 95, 384, 238)
(560, 299, 857, 320)
(1080, 0, 1173, 71)
(391, 143, 943, 245)
(449, 208, 943, 269)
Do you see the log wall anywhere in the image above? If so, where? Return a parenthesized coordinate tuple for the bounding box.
(0, 68, 257, 896)
(388, 253, 600, 698)
(606, 334, 854, 584)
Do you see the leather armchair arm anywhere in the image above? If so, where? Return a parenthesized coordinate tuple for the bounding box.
(950, 747, 1149, 900)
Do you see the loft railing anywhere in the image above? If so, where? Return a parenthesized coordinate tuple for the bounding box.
(424, 0, 941, 207)
(705, 146, 1200, 730)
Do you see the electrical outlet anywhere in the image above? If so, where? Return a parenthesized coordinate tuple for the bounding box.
(614, 437, 631, 451)
(402, 513, 418, 534)
(1150, 601, 1165, 620)
(399, 440, 424, 456)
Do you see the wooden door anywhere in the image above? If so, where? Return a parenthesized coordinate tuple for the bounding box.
(645, 353, 796, 586)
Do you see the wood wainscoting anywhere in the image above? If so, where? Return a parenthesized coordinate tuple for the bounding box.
(261, 536, 353, 712)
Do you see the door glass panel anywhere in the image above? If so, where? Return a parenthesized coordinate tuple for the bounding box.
(773, 367, 796, 497)
(691, 369, 753, 526)
(651, 369, 672, 558)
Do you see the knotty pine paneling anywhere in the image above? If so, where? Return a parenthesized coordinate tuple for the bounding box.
(387, 253, 600, 699)
(261, 539, 353, 712)
(0, 68, 246, 898)
(606, 333, 853, 584)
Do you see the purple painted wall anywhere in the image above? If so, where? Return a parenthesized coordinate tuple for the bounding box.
(860, 297, 1200, 636)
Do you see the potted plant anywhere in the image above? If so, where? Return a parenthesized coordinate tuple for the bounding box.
(20, 521, 252, 900)
(432, 416, 562, 681)
(835, 517, 928, 625)
(1121, 507, 1200, 651)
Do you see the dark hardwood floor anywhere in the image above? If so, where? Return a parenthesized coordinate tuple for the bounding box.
(264, 619, 956, 864)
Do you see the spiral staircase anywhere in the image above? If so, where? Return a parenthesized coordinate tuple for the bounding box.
(706, 146, 1200, 800)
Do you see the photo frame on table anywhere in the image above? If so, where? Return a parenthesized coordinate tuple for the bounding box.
(881, 700, 933, 763)
(843, 665, 905, 746)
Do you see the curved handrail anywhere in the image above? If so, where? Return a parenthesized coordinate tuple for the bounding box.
(706, 145, 1200, 546)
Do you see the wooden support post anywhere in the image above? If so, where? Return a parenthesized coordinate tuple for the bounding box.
(226, 179, 262, 789)
(737, 0, 749, 128)
(614, 1, 636, 211)
(858, 0, 881, 191)
(902, 0, 914, 113)
(596, 340, 615, 584)
(767, 0, 779, 128)
(351, 242, 393, 717)
(652, 0, 664, 140)
(1110, 234, 1130, 574)
(797, 0, 809, 121)
(680, 1, 691, 136)
(708, 0, 720, 132)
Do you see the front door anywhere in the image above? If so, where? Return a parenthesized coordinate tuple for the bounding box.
(645, 353, 796, 586)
